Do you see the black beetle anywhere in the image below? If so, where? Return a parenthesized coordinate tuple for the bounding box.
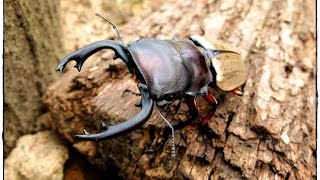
(56, 14, 247, 156)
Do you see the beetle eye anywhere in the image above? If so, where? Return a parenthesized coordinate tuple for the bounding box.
(156, 94, 175, 106)
(164, 94, 174, 101)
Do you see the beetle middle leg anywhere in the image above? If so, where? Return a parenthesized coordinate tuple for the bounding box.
(145, 94, 219, 158)
(145, 98, 198, 156)
(184, 95, 209, 158)
(145, 127, 167, 154)
(185, 94, 219, 159)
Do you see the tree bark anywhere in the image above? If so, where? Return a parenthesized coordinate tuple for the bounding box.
(44, 0, 316, 179)
(4, 0, 63, 157)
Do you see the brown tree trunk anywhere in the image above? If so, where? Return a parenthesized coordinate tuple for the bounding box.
(4, 0, 63, 157)
(44, 0, 316, 179)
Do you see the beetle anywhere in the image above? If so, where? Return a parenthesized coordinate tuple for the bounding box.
(56, 14, 247, 157)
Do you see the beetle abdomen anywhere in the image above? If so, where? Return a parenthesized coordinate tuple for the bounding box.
(210, 42, 246, 91)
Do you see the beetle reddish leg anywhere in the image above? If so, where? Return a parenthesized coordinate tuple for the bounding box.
(185, 95, 199, 117)
(202, 93, 218, 126)
(232, 88, 243, 96)
(185, 95, 213, 159)
(169, 96, 199, 131)
(195, 93, 219, 159)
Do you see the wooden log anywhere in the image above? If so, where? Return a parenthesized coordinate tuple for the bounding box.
(44, 0, 316, 179)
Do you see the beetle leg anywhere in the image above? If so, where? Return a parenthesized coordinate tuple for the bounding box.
(75, 83, 154, 141)
(232, 88, 243, 96)
(202, 93, 218, 126)
(56, 40, 131, 72)
(145, 141, 164, 153)
(199, 126, 209, 158)
(145, 96, 198, 156)
(160, 95, 199, 131)
(185, 95, 199, 118)
(189, 92, 218, 159)
(184, 95, 212, 158)
(204, 92, 218, 105)
(145, 126, 169, 155)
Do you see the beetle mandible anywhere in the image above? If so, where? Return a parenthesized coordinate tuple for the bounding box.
(56, 14, 247, 157)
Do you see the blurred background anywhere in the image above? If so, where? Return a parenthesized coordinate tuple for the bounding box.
(4, 0, 316, 179)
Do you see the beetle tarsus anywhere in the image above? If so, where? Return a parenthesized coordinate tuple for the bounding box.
(145, 141, 164, 153)
(232, 88, 243, 96)
(199, 125, 211, 159)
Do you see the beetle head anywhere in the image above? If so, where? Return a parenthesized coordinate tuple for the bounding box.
(55, 40, 155, 141)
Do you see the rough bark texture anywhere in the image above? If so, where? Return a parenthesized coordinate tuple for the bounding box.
(4, 0, 63, 157)
(44, 0, 316, 179)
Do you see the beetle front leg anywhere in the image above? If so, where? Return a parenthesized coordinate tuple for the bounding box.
(169, 95, 200, 130)
(183, 92, 217, 159)
(232, 88, 244, 96)
(202, 92, 218, 126)
(184, 93, 219, 159)
(185, 95, 199, 118)
(185, 95, 212, 159)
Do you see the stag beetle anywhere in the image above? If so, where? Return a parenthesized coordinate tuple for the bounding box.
(56, 14, 247, 157)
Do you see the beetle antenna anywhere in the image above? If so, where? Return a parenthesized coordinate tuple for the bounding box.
(95, 13, 126, 46)
(157, 106, 176, 158)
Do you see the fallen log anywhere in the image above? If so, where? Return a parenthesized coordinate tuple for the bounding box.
(44, 0, 316, 179)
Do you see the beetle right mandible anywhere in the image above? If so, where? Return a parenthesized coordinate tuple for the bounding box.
(55, 14, 247, 157)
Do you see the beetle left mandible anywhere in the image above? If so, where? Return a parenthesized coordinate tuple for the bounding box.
(56, 14, 247, 157)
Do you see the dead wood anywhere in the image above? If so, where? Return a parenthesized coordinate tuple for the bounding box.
(44, 0, 316, 179)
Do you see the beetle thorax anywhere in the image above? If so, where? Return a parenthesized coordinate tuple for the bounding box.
(127, 38, 214, 103)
